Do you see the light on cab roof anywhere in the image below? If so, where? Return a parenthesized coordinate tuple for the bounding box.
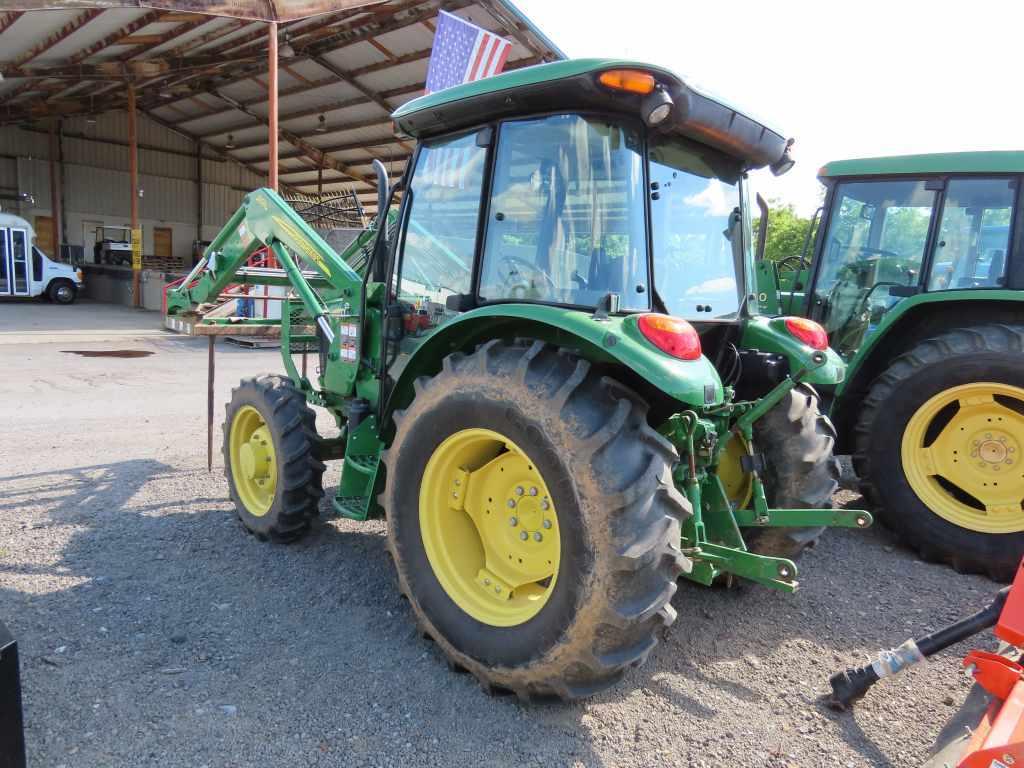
(598, 69, 656, 95)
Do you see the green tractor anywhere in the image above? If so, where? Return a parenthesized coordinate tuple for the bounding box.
(168, 59, 870, 699)
(764, 152, 1024, 580)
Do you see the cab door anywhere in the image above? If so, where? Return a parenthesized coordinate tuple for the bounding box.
(0, 228, 9, 295)
(806, 178, 937, 359)
(9, 228, 31, 296)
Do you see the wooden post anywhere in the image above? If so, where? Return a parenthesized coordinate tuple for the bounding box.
(48, 121, 60, 258)
(128, 83, 140, 307)
(267, 22, 278, 192)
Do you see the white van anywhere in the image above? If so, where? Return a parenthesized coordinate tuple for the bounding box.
(0, 212, 83, 304)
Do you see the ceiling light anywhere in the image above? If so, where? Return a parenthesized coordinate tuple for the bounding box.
(315, 115, 327, 133)
(225, 134, 235, 149)
(279, 33, 295, 58)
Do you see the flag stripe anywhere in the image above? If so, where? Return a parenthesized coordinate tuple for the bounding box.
(466, 32, 491, 82)
(479, 35, 501, 80)
(491, 40, 512, 78)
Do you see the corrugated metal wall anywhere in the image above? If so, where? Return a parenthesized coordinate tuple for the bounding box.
(0, 116, 263, 259)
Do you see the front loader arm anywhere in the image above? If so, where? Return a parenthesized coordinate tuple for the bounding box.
(166, 188, 365, 323)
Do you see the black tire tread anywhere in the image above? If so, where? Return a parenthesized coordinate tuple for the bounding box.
(382, 340, 691, 701)
(223, 374, 324, 542)
(747, 383, 840, 559)
(853, 323, 1024, 581)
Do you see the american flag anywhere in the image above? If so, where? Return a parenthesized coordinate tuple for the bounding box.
(424, 10, 512, 95)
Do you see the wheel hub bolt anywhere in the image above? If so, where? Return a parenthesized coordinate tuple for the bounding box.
(515, 486, 524, 496)
(533, 532, 542, 542)
(509, 516, 518, 526)
(541, 500, 550, 510)
(529, 487, 538, 496)
(543, 519, 552, 529)
(506, 499, 516, 508)
(520, 531, 528, 541)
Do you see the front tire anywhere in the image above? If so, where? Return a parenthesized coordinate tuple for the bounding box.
(48, 280, 76, 304)
(854, 324, 1024, 581)
(382, 340, 690, 700)
(223, 375, 324, 541)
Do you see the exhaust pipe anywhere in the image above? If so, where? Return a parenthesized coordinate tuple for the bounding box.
(372, 159, 389, 222)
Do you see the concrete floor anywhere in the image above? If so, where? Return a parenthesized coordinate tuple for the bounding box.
(0, 301, 1000, 768)
(0, 298, 168, 344)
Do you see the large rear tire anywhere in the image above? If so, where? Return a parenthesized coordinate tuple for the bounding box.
(224, 375, 324, 542)
(744, 384, 841, 559)
(854, 324, 1024, 581)
(382, 340, 690, 700)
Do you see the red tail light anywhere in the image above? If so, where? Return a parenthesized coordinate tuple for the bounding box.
(637, 314, 702, 360)
(784, 317, 829, 350)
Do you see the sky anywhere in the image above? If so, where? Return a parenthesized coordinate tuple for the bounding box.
(513, 0, 1024, 215)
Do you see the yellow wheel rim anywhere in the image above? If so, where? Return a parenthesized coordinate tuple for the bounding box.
(228, 405, 277, 517)
(420, 428, 560, 627)
(901, 382, 1024, 534)
(718, 433, 753, 509)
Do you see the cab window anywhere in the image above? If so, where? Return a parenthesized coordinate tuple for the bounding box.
(395, 131, 487, 330)
(478, 114, 649, 309)
(927, 178, 1015, 290)
(812, 179, 936, 358)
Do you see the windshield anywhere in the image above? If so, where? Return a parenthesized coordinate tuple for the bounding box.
(649, 136, 746, 319)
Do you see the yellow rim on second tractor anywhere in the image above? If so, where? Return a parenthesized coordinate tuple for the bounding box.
(228, 405, 278, 517)
(901, 382, 1024, 534)
(718, 433, 754, 509)
(420, 428, 560, 627)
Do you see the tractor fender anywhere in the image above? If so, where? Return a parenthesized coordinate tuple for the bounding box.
(741, 315, 846, 387)
(384, 304, 724, 428)
(829, 292, 1024, 452)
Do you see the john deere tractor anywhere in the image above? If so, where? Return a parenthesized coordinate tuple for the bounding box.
(764, 152, 1024, 580)
(168, 59, 869, 699)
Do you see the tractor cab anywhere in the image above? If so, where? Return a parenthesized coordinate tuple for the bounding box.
(791, 154, 1021, 359)
(385, 59, 796, 354)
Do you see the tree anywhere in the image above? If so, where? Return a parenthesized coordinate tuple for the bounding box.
(753, 200, 816, 265)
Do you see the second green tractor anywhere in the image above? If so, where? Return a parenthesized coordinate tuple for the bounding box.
(764, 153, 1024, 580)
(168, 59, 870, 699)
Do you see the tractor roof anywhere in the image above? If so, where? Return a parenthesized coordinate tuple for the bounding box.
(392, 58, 792, 171)
(820, 150, 1024, 179)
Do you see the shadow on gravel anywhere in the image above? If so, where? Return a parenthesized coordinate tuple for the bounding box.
(0, 461, 605, 767)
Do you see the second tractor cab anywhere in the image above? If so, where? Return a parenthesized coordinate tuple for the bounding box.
(168, 58, 870, 700)
(0, 212, 82, 304)
(770, 151, 1024, 581)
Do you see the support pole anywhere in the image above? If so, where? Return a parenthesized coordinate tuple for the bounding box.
(128, 84, 140, 308)
(207, 335, 215, 472)
(267, 23, 279, 192)
(195, 140, 203, 260)
(48, 121, 61, 258)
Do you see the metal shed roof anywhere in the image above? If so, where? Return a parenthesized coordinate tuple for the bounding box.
(0, 1, 564, 209)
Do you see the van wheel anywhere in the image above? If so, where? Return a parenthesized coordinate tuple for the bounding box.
(48, 280, 77, 305)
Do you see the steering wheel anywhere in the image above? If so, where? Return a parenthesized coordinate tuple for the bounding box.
(499, 255, 557, 299)
(777, 254, 810, 272)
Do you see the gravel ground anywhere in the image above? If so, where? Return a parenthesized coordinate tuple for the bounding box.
(0, 303, 1002, 767)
